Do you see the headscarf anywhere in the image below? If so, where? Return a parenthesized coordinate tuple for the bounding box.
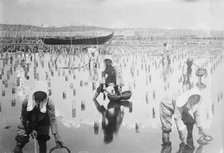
(176, 88, 202, 107)
(27, 81, 49, 113)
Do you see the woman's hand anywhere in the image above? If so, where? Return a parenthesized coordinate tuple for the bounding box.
(54, 134, 63, 148)
(55, 140, 63, 148)
(198, 127, 207, 137)
(31, 130, 37, 139)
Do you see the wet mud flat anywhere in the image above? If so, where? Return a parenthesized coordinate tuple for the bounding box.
(0, 43, 224, 153)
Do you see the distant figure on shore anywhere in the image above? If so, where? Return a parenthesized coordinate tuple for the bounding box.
(162, 42, 172, 66)
(159, 84, 212, 148)
(13, 81, 63, 153)
(182, 57, 195, 90)
(87, 47, 99, 69)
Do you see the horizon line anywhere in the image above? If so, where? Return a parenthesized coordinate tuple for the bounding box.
(0, 23, 224, 32)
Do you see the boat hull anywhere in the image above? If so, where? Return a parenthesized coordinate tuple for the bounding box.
(42, 33, 113, 45)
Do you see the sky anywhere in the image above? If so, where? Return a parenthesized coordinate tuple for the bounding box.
(1, 0, 224, 30)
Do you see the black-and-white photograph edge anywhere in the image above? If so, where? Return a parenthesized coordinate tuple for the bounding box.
(0, 0, 224, 153)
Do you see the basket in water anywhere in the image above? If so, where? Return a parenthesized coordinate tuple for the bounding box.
(196, 68, 207, 77)
(107, 91, 132, 102)
(49, 146, 71, 153)
(197, 135, 213, 145)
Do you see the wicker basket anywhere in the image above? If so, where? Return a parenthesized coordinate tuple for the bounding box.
(196, 68, 207, 77)
(107, 91, 132, 102)
(197, 135, 213, 145)
(49, 146, 71, 153)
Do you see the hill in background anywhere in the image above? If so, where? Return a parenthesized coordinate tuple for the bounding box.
(0, 24, 224, 38)
(0, 24, 111, 32)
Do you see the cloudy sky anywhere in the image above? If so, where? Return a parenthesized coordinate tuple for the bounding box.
(1, 0, 224, 30)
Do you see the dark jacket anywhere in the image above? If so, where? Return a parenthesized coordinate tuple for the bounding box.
(20, 97, 59, 136)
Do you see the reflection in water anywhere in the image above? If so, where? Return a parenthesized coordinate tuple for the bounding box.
(161, 142, 205, 153)
(0, 44, 223, 153)
(161, 143, 172, 153)
(178, 143, 195, 153)
(195, 145, 204, 153)
(93, 100, 131, 144)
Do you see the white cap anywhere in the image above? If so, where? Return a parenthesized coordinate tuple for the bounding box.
(88, 47, 97, 53)
(104, 55, 113, 63)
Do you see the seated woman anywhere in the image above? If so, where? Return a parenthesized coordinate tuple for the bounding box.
(93, 55, 123, 102)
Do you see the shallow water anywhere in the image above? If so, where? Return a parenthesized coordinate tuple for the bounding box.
(0, 44, 224, 153)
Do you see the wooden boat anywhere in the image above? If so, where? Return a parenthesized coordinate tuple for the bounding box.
(42, 32, 113, 45)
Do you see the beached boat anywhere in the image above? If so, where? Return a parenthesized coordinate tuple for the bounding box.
(41, 32, 113, 45)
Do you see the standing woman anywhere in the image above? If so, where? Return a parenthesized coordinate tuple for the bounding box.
(182, 57, 195, 90)
(87, 47, 99, 69)
(93, 55, 123, 102)
(162, 42, 172, 66)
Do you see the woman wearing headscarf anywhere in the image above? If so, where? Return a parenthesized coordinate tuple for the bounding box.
(13, 81, 63, 153)
(159, 87, 212, 148)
